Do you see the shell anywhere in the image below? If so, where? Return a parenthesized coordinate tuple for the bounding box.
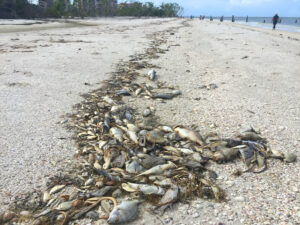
(143, 108, 151, 117)
(148, 69, 156, 80)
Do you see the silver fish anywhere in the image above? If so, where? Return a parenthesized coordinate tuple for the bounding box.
(107, 200, 139, 224)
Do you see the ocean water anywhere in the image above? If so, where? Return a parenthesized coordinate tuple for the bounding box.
(216, 16, 300, 32)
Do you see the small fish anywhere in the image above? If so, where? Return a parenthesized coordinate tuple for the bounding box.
(103, 96, 117, 105)
(55, 201, 73, 211)
(108, 200, 139, 224)
(122, 183, 165, 195)
(49, 185, 66, 195)
(137, 161, 176, 177)
(126, 160, 144, 173)
(135, 88, 143, 95)
(146, 129, 166, 144)
(152, 93, 174, 99)
(110, 127, 124, 142)
(117, 90, 131, 96)
(174, 126, 204, 146)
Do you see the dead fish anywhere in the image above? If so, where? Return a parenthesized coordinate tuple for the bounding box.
(55, 201, 73, 211)
(137, 161, 176, 177)
(111, 152, 126, 168)
(126, 160, 144, 173)
(146, 129, 166, 144)
(89, 186, 112, 197)
(152, 93, 174, 99)
(85, 178, 94, 186)
(154, 178, 174, 187)
(283, 152, 297, 163)
(148, 69, 156, 80)
(103, 96, 117, 105)
(157, 186, 179, 206)
(238, 132, 266, 142)
(49, 185, 66, 195)
(138, 153, 166, 169)
(110, 127, 124, 142)
(127, 123, 140, 133)
(43, 192, 51, 203)
(103, 149, 118, 169)
(117, 90, 131, 96)
(118, 126, 138, 144)
(159, 125, 173, 133)
(135, 88, 143, 96)
(122, 183, 165, 195)
(174, 126, 204, 146)
(107, 200, 139, 224)
(111, 105, 127, 114)
(213, 147, 239, 162)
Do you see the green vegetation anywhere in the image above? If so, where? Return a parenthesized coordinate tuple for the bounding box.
(0, 0, 183, 19)
(116, 2, 183, 17)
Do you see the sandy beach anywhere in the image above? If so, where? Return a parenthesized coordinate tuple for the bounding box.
(0, 18, 300, 224)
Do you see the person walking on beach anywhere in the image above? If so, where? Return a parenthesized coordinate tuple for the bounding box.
(272, 13, 279, 30)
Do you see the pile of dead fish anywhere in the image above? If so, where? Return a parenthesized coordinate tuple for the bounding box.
(3, 29, 297, 225)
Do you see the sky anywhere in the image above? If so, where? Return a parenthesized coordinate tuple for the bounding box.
(119, 0, 300, 17)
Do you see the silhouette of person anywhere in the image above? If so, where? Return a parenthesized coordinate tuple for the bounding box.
(272, 13, 279, 30)
(232, 15, 235, 22)
(246, 16, 248, 22)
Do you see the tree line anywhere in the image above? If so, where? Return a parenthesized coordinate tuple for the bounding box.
(0, 0, 183, 19)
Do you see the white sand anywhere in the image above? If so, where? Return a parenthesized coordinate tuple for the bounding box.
(0, 18, 299, 224)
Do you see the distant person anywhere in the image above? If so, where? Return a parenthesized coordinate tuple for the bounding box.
(296, 19, 298, 23)
(272, 13, 279, 29)
(263, 19, 266, 23)
(246, 16, 248, 22)
(232, 15, 235, 22)
(220, 16, 224, 22)
(210, 16, 213, 21)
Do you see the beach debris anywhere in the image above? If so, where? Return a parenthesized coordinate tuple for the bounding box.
(7, 26, 296, 225)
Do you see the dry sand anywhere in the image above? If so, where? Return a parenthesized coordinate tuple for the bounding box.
(0, 18, 300, 224)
